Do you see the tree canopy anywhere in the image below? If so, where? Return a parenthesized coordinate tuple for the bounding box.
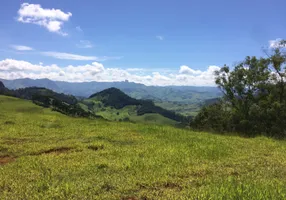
(192, 40, 286, 138)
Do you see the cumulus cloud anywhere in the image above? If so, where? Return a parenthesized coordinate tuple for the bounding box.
(269, 38, 286, 49)
(126, 68, 144, 72)
(76, 40, 93, 48)
(10, 45, 34, 51)
(0, 59, 220, 86)
(179, 65, 202, 75)
(17, 3, 72, 36)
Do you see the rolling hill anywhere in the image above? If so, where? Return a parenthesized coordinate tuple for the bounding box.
(0, 81, 190, 126)
(0, 78, 221, 116)
(81, 87, 191, 126)
(0, 81, 93, 118)
(0, 95, 285, 199)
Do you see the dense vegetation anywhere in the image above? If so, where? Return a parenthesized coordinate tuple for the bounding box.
(1, 95, 286, 199)
(192, 40, 286, 138)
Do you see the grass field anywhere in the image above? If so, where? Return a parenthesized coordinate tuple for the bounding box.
(1, 95, 286, 199)
(155, 101, 201, 117)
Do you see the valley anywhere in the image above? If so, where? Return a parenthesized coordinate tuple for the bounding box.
(0, 78, 221, 117)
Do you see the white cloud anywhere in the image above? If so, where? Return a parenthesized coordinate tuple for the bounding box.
(269, 38, 286, 49)
(0, 59, 220, 86)
(126, 68, 144, 72)
(156, 35, 164, 41)
(10, 45, 34, 51)
(179, 65, 202, 75)
(0, 59, 60, 72)
(17, 3, 72, 36)
(41, 51, 98, 61)
(76, 26, 83, 32)
(76, 40, 93, 48)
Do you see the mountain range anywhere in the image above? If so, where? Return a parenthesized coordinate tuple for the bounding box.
(0, 78, 221, 102)
(0, 81, 190, 126)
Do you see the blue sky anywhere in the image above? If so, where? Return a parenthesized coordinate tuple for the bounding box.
(0, 0, 285, 85)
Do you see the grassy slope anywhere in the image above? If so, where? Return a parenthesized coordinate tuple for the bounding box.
(0, 95, 286, 199)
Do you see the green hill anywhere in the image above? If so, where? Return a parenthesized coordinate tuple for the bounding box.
(0, 82, 190, 126)
(0, 95, 286, 199)
(89, 87, 141, 109)
(0, 81, 92, 118)
(83, 87, 190, 126)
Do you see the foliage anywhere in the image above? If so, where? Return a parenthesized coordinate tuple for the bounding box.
(192, 40, 286, 138)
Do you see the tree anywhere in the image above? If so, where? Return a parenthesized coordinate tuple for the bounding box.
(192, 40, 286, 137)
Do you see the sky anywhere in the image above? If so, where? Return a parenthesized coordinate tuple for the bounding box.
(0, 0, 285, 86)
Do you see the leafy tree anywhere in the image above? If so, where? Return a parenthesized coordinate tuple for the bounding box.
(192, 40, 286, 138)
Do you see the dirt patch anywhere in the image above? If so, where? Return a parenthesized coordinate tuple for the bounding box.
(121, 197, 138, 200)
(36, 147, 73, 155)
(162, 182, 182, 189)
(121, 196, 147, 200)
(138, 182, 182, 191)
(0, 156, 15, 165)
(88, 145, 104, 151)
(3, 121, 15, 125)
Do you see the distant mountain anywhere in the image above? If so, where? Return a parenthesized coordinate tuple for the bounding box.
(0, 78, 60, 91)
(0, 78, 221, 104)
(81, 88, 191, 126)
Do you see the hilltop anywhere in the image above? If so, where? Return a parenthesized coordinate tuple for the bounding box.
(89, 87, 141, 109)
(81, 87, 190, 126)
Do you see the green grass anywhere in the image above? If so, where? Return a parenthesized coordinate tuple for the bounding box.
(155, 101, 201, 117)
(1, 95, 286, 199)
(132, 113, 178, 125)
